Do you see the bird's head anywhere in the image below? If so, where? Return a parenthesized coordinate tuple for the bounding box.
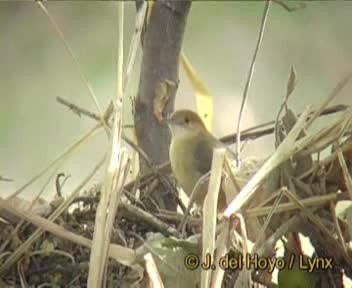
(166, 110, 207, 140)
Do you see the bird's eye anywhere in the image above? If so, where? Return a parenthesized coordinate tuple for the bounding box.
(184, 117, 190, 124)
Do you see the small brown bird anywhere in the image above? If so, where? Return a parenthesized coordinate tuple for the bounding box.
(166, 109, 234, 211)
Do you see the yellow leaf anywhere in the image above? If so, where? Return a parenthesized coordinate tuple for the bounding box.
(180, 52, 213, 132)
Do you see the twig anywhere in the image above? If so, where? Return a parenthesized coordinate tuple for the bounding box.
(222, 104, 348, 145)
(1, 124, 101, 204)
(70, 195, 179, 236)
(36, 1, 109, 135)
(177, 171, 210, 235)
(256, 213, 302, 257)
(56, 95, 348, 179)
(252, 188, 284, 253)
(0, 155, 106, 276)
(244, 193, 337, 217)
(57, 97, 100, 121)
(295, 108, 352, 158)
(298, 133, 352, 180)
(56, 96, 155, 168)
(272, 0, 306, 12)
(0, 193, 137, 268)
(305, 72, 352, 130)
(225, 75, 352, 218)
(330, 202, 348, 255)
(103, 0, 147, 122)
(156, 211, 201, 226)
(283, 188, 352, 266)
(124, 1, 147, 91)
(13, 167, 65, 235)
(121, 203, 178, 236)
(236, 0, 271, 165)
(56, 96, 181, 212)
(224, 105, 314, 217)
(55, 173, 68, 198)
(337, 145, 352, 200)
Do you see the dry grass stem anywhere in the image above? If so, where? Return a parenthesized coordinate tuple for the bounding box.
(0, 196, 136, 267)
(225, 105, 314, 217)
(88, 2, 126, 286)
(211, 220, 230, 288)
(144, 253, 165, 288)
(201, 148, 225, 288)
(235, 213, 252, 287)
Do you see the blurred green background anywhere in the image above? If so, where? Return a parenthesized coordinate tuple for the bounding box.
(1, 1, 352, 202)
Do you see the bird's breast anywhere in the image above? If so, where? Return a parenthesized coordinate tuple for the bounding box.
(169, 138, 203, 195)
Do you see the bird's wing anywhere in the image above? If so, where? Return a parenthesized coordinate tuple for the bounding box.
(192, 136, 215, 175)
(193, 133, 236, 175)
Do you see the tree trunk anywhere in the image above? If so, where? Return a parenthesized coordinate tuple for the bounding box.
(134, 0, 191, 210)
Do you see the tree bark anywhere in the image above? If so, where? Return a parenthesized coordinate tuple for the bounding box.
(134, 0, 191, 210)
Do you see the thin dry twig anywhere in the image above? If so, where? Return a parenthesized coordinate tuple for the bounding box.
(256, 213, 302, 257)
(225, 105, 314, 218)
(56, 96, 181, 211)
(36, 1, 109, 134)
(329, 202, 348, 255)
(178, 171, 210, 235)
(0, 194, 137, 268)
(235, 0, 271, 165)
(244, 193, 337, 217)
(225, 73, 352, 218)
(222, 104, 348, 144)
(0, 124, 101, 206)
(56, 96, 154, 164)
(305, 72, 352, 130)
(298, 133, 352, 180)
(57, 96, 100, 121)
(272, 0, 306, 12)
(124, 1, 147, 91)
(252, 188, 284, 253)
(103, 0, 147, 122)
(0, 155, 106, 276)
(282, 188, 352, 266)
(12, 167, 64, 237)
(337, 146, 352, 200)
(122, 203, 178, 236)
